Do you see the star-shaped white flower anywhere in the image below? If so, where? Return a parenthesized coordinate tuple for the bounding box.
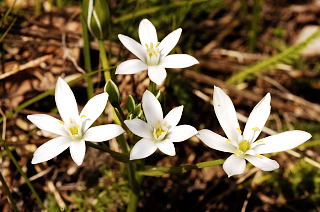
(125, 90, 197, 160)
(116, 19, 199, 85)
(197, 86, 312, 177)
(27, 78, 124, 166)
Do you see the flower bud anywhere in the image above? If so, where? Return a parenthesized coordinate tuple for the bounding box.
(104, 79, 121, 106)
(126, 95, 135, 114)
(82, 0, 110, 40)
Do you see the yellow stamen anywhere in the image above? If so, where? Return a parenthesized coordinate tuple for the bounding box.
(69, 126, 79, 136)
(59, 120, 64, 125)
(235, 151, 242, 156)
(255, 154, 263, 158)
(255, 140, 263, 143)
(238, 140, 250, 152)
(252, 127, 260, 131)
(81, 115, 87, 118)
(225, 139, 231, 143)
(145, 43, 149, 48)
(236, 128, 242, 134)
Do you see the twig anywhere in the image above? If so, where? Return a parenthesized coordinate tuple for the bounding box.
(0, 55, 52, 80)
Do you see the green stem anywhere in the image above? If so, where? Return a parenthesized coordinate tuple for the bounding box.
(97, 38, 139, 211)
(137, 159, 225, 176)
(0, 171, 18, 212)
(98, 39, 111, 81)
(0, 138, 44, 208)
(81, 12, 94, 98)
(86, 142, 129, 163)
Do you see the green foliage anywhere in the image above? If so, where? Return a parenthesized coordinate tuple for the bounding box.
(264, 160, 320, 209)
(71, 168, 130, 211)
(227, 27, 320, 84)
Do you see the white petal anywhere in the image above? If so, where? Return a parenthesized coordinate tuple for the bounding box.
(159, 28, 182, 57)
(130, 138, 157, 160)
(80, 93, 109, 130)
(213, 86, 240, 142)
(139, 19, 158, 46)
(142, 90, 163, 126)
(254, 130, 312, 154)
(161, 54, 199, 68)
(222, 154, 246, 177)
(168, 125, 197, 142)
(116, 59, 148, 75)
(243, 93, 271, 142)
(156, 140, 176, 156)
(164, 106, 183, 128)
(245, 155, 279, 171)
(31, 136, 71, 164)
(118, 34, 146, 61)
(27, 114, 67, 136)
(124, 119, 152, 138)
(197, 129, 236, 153)
(55, 78, 79, 123)
(84, 124, 124, 142)
(69, 140, 86, 166)
(147, 66, 167, 85)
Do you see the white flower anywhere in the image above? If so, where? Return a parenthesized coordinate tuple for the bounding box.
(197, 86, 312, 177)
(116, 19, 199, 85)
(27, 78, 124, 166)
(125, 90, 197, 160)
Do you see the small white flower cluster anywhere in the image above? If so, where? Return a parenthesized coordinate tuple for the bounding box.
(28, 19, 311, 177)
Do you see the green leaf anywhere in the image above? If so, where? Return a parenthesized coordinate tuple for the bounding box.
(137, 159, 224, 176)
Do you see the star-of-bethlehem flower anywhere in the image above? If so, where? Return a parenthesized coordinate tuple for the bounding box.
(27, 78, 124, 166)
(197, 86, 312, 177)
(116, 18, 199, 85)
(125, 90, 197, 160)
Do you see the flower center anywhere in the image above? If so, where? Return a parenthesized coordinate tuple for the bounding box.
(69, 125, 79, 136)
(238, 140, 250, 153)
(152, 120, 168, 141)
(145, 42, 160, 66)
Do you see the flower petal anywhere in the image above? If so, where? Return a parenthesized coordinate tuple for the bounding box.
(31, 136, 71, 164)
(161, 54, 199, 68)
(213, 86, 240, 142)
(116, 59, 148, 75)
(124, 119, 152, 138)
(142, 90, 163, 126)
(80, 93, 109, 130)
(159, 28, 182, 57)
(147, 66, 167, 85)
(156, 140, 176, 156)
(245, 155, 279, 171)
(139, 19, 158, 46)
(27, 114, 67, 136)
(168, 125, 197, 142)
(254, 130, 312, 154)
(118, 34, 146, 61)
(69, 140, 86, 166)
(55, 78, 79, 123)
(164, 106, 183, 128)
(130, 138, 157, 160)
(84, 124, 124, 142)
(222, 154, 246, 177)
(197, 129, 236, 153)
(243, 93, 271, 142)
